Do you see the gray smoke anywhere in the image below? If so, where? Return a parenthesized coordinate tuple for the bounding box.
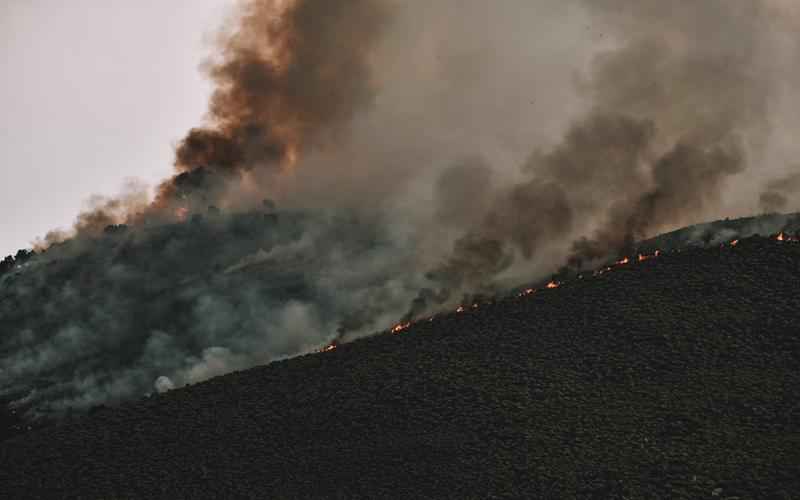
(419, 0, 799, 296)
(759, 171, 800, 213)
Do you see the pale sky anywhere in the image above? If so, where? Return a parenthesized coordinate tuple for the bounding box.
(0, 0, 232, 257)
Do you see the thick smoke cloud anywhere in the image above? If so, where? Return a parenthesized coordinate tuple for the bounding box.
(759, 171, 800, 213)
(180, 0, 386, 169)
(157, 0, 389, 212)
(3, 0, 800, 418)
(424, 0, 797, 286)
(434, 156, 495, 230)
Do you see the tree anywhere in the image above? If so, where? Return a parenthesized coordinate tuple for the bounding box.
(14, 249, 34, 264)
(0, 255, 14, 275)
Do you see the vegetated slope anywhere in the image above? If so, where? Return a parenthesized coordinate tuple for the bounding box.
(2, 236, 799, 499)
(639, 211, 800, 251)
(0, 207, 414, 423)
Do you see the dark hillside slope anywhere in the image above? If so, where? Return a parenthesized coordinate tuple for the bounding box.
(2, 236, 799, 499)
(639, 211, 800, 251)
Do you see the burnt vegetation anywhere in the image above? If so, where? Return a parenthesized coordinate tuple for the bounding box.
(2, 232, 799, 499)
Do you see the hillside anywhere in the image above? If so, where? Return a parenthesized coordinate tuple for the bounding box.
(0, 207, 417, 424)
(1, 234, 798, 499)
(2, 209, 797, 430)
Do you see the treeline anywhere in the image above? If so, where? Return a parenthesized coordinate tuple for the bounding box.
(0, 249, 35, 277)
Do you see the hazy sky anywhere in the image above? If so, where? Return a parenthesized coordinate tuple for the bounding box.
(1, 1, 232, 257)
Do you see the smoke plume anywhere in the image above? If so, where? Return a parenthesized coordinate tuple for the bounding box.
(156, 0, 389, 213)
(759, 171, 800, 213)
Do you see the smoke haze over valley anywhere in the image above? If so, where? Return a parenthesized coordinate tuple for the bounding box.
(2, 0, 800, 417)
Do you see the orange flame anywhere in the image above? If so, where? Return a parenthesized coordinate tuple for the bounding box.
(315, 226, 795, 360)
(318, 342, 337, 353)
(391, 322, 411, 334)
(637, 250, 661, 262)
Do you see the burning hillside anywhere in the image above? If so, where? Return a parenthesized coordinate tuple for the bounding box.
(2, 214, 798, 440)
(369, 228, 799, 348)
(3, 0, 800, 425)
(2, 233, 799, 498)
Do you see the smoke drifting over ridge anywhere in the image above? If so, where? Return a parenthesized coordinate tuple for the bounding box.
(3, 0, 800, 416)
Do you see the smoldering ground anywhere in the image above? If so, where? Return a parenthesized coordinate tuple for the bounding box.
(2, 0, 800, 417)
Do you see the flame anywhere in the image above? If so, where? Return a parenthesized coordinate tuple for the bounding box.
(175, 207, 189, 221)
(318, 341, 337, 353)
(637, 250, 661, 262)
(391, 322, 411, 334)
(313, 228, 800, 360)
(775, 232, 798, 242)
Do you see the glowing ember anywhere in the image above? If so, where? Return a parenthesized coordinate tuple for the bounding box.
(594, 266, 613, 276)
(391, 322, 411, 334)
(637, 250, 661, 262)
(312, 231, 788, 360)
(318, 342, 337, 353)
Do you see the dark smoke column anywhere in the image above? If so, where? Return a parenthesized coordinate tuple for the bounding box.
(156, 0, 389, 213)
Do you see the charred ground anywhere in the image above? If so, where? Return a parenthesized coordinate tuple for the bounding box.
(1, 233, 799, 499)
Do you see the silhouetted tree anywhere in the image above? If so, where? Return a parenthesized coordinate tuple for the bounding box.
(0, 255, 14, 276)
(14, 249, 33, 264)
